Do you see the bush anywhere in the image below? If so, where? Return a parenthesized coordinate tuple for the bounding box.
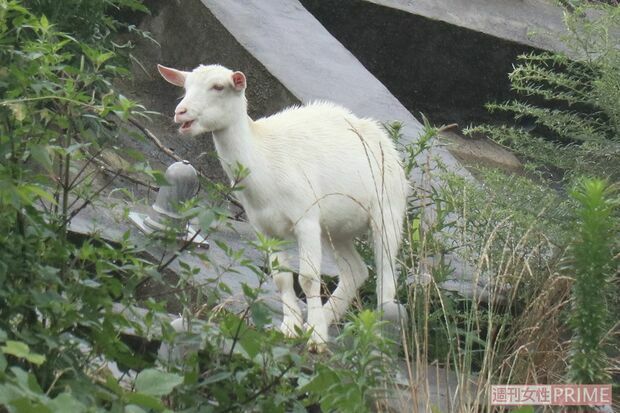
(455, 0, 620, 392)
(467, 3, 620, 184)
(566, 178, 617, 384)
(0, 0, 160, 409)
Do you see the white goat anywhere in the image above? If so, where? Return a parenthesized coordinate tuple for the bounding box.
(158, 64, 408, 351)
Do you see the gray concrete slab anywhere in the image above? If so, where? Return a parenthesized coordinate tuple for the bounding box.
(367, 0, 570, 53)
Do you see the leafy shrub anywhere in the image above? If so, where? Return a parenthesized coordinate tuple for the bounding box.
(467, 3, 620, 183)
(0, 0, 161, 410)
(454, 0, 620, 393)
(566, 178, 617, 384)
(23, 0, 149, 43)
(302, 310, 395, 413)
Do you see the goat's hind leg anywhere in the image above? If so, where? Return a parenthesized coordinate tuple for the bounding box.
(373, 204, 408, 335)
(372, 199, 405, 307)
(323, 238, 369, 326)
(272, 251, 303, 337)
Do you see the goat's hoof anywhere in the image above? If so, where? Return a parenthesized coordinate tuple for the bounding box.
(307, 340, 327, 353)
(280, 318, 302, 338)
(378, 301, 408, 346)
(305, 323, 328, 353)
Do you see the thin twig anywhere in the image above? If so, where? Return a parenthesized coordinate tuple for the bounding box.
(63, 169, 122, 227)
(227, 305, 252, 361)
(129, 118, 182, 163)
(68, 149, 104, 190)
(92, 157, 158, 190)
(157, 228, 203, 272)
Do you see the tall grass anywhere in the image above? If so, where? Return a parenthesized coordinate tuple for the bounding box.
(360, 123, 617, 412)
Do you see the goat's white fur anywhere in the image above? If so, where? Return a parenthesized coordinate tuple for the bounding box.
(158, 64, 408, 350)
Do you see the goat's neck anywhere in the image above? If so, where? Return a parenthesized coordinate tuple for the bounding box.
(212, 115, 264, 183)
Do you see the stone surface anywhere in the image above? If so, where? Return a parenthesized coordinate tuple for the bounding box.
(199, 0, 459, 173)
(439, 130, 522, 173)
(366, 0, 570, 53)
(384, 360, 477, 413)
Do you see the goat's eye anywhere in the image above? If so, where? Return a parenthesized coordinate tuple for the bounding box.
(211, 84, 224, 91)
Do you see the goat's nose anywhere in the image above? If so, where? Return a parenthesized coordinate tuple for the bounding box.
(176, 107, 188, 116)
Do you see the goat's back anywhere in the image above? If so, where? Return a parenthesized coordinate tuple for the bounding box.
(250, 102, 407, 233)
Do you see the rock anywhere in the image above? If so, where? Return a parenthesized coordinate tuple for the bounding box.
(379, 359, 477, 413)
(439, 129, 522, 172)
(366, 0, 570, 53)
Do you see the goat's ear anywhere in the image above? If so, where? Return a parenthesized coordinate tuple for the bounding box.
(157, 64, 187, 87)
(231, 71, 246, 91)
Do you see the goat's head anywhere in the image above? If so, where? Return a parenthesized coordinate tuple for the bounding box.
(157, 64, 247, 136)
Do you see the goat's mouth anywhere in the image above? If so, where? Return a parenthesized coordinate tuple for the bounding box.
(179, 120, 195, 132)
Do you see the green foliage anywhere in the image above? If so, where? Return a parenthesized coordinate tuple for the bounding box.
(302, 310, 394, 413)
(0, 0, 160, 409)
(466, 4, 620, 183)
(3, 0, 617, 411)
(160, 312, 309, 412)
(566, 178, 617, 384)
(441, 1, 620, 393)
(23, 0, 149, 43)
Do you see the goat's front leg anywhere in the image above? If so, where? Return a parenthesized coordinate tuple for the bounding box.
(271, 251, 303, 337)
(295, 219, 327, 352)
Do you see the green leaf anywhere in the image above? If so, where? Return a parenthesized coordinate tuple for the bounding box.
(150, 170, 169, 187)
(198, 209, 216, 232)
(301, 365, 339, 394)
(124, 392, 164, 410)
(96, 51, 115, 67)
(19, 185, 55, 204)
(250, 301, 271, 329)
(48, 393, 86, 413)
(104, 375, 123, 395)
(134, 369, 183, 396)
(39, 15, 49, 31)
(1, 341, 46, 366)
(29, 145, 53, 173)
(11, 398, 51, 413)
(202, 371, 232, 385)
(239, 329, 262, 359)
